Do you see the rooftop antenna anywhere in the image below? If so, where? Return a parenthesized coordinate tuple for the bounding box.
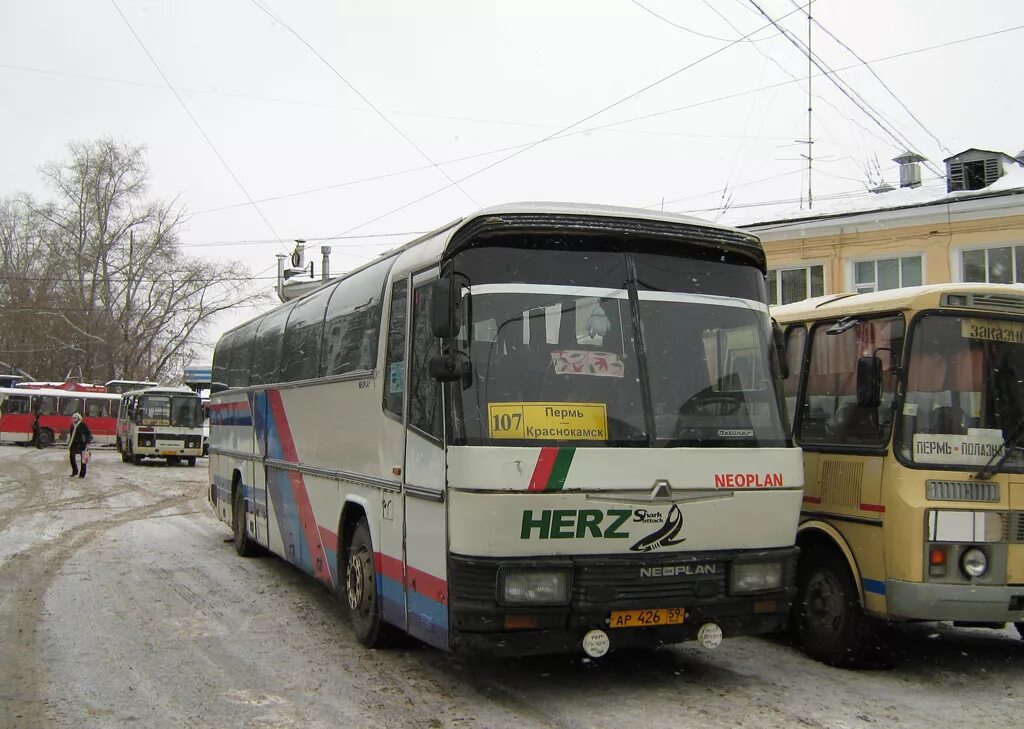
(805, 0, 813, 209)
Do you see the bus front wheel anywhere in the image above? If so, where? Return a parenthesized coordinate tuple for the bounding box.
(1015, 622, 1024, 640)
(796, 550, 881, 667)
(186, 457, 196, 467)
(344, 519, 394, 648)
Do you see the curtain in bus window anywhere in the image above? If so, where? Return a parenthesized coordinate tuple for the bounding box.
(60, 397, 82, 416)
(409, 284, 442, 438)
(85, 399, 105, 418)
(321, 263, 390, 377)
(383, 281, 407, 418)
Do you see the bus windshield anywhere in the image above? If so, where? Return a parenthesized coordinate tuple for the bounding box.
(136, 395, 202, 428)
(898, 313, 1024, 472)
(448, 245, 787, 447)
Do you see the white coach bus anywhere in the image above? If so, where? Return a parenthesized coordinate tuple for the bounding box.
(209, 203, 803, 657)
(117, 386, 204, 466)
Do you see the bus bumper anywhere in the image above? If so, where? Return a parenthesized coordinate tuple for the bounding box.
(446, 547, 798, 657)
(886, 580, 1024, 622)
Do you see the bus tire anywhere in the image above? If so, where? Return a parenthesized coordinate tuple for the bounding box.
(796, 550, 879, 667)
(186, 457, 196, 467)
(133, 453, 144, 466)
(36, 428, 54, 449)
(344, 519, 394, 648)
(1015, 622, 1024, 640)
(232, 482, 259, 557)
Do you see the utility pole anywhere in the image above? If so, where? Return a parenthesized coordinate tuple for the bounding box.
(806, 0, 813, 209)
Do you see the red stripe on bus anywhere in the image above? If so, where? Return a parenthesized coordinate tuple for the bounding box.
(267, 389, 332, 585)
(802, 495, 822, 504)
(318, 526, 338, 554)
(528, 447, 559, 492)
(406, 565, 448, 606)
(375, 552, 404, 582)
(860, 503, 886, 513)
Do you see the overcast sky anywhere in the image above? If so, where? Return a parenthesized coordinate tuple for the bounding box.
(2, 0, 1023, 353)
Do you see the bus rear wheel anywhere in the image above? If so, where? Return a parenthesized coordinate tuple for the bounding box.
(232, 483, 259, 557)
(796, 550, 880, 667)
(344, 518, 394, 648)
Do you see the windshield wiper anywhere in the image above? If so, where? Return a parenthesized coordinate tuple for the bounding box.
(975, 417, 1024, 480)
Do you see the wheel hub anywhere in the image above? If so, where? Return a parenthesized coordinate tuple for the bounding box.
(347, 552, 365, 611)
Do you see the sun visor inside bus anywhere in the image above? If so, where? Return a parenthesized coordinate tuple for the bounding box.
(442, 212, 766, 272)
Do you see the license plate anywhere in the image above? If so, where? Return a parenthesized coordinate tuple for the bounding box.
(608, 607, 685, 629)
(160, 450, 179, 456)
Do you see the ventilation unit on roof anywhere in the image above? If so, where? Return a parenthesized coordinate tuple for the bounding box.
(893, 151, 925, 188)
(944, 149, 1011, 192)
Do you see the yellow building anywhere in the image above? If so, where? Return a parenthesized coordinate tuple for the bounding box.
(738, 148, 1024, 304)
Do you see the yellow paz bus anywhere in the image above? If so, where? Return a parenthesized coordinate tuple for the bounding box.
(774, 283, 1024, 666)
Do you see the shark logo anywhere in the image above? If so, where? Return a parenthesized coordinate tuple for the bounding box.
(628, 505, 686, 552)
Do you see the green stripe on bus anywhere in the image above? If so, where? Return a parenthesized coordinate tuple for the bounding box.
(547, 448, 576, 491)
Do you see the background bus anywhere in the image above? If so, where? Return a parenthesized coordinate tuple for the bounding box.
(0, 386, 121, 447)
(775, 283, 1024, 667)
(209, 203, 803, 658)
(105, 379, 158, 395)
(117, 386, 204, 466)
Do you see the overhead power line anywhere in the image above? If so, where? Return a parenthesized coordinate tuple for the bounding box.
(109, 0, 289, 253)
(249, 0, 478, 208)
(744, 0, 944, 178)
(787, 0, 950, 156)
(325, 3, 813, 240)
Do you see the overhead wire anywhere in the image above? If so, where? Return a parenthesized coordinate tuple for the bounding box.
(744, 0, 944, 177)
(109, 0, 289, 254)
(787, 0, 950, 156)
(249, 0, 479, 208)
(325, 2, 814, 240)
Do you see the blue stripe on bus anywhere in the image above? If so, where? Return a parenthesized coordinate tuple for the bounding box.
(862, 578, 886, 595)
(378, 574, 406, 627)
(407, 592, 449, 646)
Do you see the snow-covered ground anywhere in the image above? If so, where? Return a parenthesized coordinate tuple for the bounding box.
(1, 445, 1022, 728)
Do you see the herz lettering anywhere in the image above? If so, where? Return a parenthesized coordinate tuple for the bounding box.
(520, 508, 632, 539)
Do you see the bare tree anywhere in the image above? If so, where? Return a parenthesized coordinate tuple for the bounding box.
(0, 138, 266, 383)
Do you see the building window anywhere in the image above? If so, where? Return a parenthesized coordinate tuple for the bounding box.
(961, 245, 1024, 284)
(853, 255, 922, 294)
(767, 264, 824, 305)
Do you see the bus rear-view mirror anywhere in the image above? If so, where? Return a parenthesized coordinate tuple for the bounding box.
(429, 352, 469, 382)
(856, 355, 882, 408)
(430, 278, 459, 339)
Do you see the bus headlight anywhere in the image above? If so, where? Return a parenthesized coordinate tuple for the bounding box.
(961, 548, 988, 578)
(497, 568, 571, 606)
(730, 561, 783, 594)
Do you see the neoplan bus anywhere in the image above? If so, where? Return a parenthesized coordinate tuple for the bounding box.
(209, 202, 803, 658)
(774, 283, 1024, 667)
(0, 386, 121, 447)
(117, 386, 204, 466)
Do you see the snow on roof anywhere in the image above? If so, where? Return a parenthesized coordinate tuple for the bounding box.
(721, 163, 1024, 229)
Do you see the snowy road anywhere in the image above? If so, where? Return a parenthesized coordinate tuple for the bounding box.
(1, 445, 1022, 728)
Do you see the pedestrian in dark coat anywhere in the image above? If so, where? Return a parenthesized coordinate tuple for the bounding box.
(68, 412, 93, 478)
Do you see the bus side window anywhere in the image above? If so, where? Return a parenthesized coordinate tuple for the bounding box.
(408, 283, 442, 439)
(35, 396, 58, 416)
(383, 281, 407, 418)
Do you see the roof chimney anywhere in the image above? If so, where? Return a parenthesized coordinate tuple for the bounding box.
(320, 245, 332, 282)
(893, 151, 925, 188)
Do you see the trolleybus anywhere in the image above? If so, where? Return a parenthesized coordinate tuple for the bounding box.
(0, 386, 121, 447)
(209, 203, 804, 657)
(117, 386, 204, 465)
(775, 282, 1024, 666)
